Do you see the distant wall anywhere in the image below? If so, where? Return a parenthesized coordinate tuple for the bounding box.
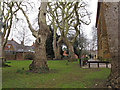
(97, 2, 111, 59)
(5, 52, 34, 60)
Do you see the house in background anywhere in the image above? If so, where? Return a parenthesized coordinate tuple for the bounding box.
(4, 39, 35, 60)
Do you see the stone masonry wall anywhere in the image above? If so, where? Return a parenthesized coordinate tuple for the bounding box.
(97, 2, 111, 60)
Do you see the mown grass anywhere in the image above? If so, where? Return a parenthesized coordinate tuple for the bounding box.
(2, 60, 110, 88)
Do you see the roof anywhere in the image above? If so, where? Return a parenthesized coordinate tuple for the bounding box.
(6, 39, 35, 53)
(7, 40, 20, 51)
(17, 46, 35, 53)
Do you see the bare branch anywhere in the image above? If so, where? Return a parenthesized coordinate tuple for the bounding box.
(16, 3, 37, 38)
(3, 6, 13, 49)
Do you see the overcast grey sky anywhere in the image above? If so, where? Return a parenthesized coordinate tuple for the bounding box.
(82, 0, 98, 39)
(8, 0, 98, 46)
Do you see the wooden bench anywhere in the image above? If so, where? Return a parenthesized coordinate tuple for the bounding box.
(87, 61, 109, 68)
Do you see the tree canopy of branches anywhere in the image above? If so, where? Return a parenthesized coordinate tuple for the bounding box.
(90, 26, 97, 51)
(0, 1, 21, 64)
(46, 26, 54, 59)
(73, 33, 87, 58)
(47, 1, 91, 61)
(16, 0, 50, 73)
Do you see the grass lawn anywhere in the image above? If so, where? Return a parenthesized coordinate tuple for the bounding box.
(2, 60, 110, 88)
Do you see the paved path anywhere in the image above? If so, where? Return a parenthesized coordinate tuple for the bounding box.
(82, 59, 111, 68)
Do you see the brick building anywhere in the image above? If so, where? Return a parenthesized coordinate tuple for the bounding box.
(96, 2, 111, 59)
(4, 39, 35, 60)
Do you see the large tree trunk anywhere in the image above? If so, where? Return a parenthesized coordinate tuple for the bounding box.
(68, 43, 76, 61)
(103, 2, 120, 88)
(2, 35, 5, 63)
(0, 32, 3, 67)
(29, 36, 49, 73)
(53, 37, 61, 60)
(0, 32, 7, 67)
(29, 2, 50, 73)
(63, 37, 76, 61)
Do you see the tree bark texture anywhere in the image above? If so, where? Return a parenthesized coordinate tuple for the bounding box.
(29, 2, 50, 73)
(63, 37, 76, 61)
(53, 37, 61, 60)
(103, 2, 120, 88)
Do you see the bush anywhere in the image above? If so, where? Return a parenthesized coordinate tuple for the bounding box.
(24, 53, 34, 60)
(98, 56, 103, 61)
(103, 58, 112, 63)
(82, 57, 89, 61)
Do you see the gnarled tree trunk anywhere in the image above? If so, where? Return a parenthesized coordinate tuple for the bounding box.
(63, 37, 76, 61)
(103, 2, 120, 88)
(29, 2, 50, 73)
(53, 37, 61, 60)
(67, 43, 76, 61)
(0, 32, 7, 66)
(29, 35, 49, 72)
(0, 32, 3, 67)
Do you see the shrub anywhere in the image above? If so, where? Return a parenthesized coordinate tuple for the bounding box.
(82, 57, 89, 61)
(24, 53, 34, 60)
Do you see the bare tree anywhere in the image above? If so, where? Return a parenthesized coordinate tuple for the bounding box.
(17, 0, 50, 72)
(47, 1, 91, 61)
(70, 28, 88, 67)
(14, 22, 32, 60)
(0, 1, 21, 64)
(90, 26, 97, 51)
